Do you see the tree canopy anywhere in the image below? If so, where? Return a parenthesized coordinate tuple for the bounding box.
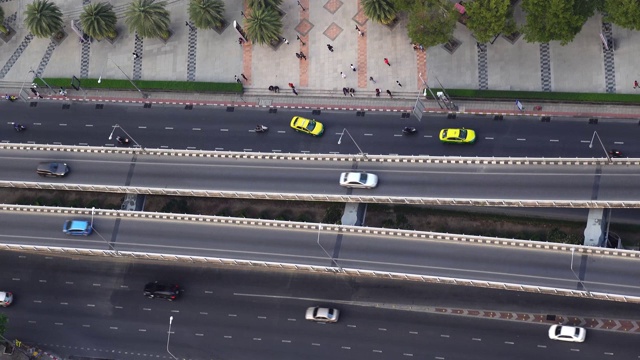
(466, 0, 517, 43)
(521, 0, 597, 45)
(23, 0, 64, 38)
(406, 0, 457, 48)
(603, 0, 640, 31)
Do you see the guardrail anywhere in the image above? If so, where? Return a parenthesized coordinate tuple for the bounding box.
(1, 143, 639, 166)
(2, 242, 638, 304)
(2, 180, 640, 208)
(3, 204, 640, 260)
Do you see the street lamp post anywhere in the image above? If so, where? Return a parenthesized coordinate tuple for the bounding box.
(589, 131, 611, 162)
(167, 316, 178, 360)
(98, 58, 148, 98)
(338, 128, 367, 159)
(108, 124, 147, 153)
(570, 248, 591, 295)
(316, 224, 342, 272)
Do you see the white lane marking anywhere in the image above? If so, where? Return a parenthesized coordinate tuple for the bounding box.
(243, 149, 252, 151)
(78, 143, 88, 145)
(187, 147, 196, 150)
(505, 341, 514, 345)
(161, 146, 169, 149)
(550, 139, 559, 142)
(195, 333, 204, 337)
(378, 328, 387, 331)
(54, 323, 63, 326)
(424, 135, 433, 139)
(253, 338, 261, 341)
(87, 304, 95, 307)
(115, 306, 123, 309)
(60, 302, 68, 305)
(139, 329, 146, 332)
(224, 336, 232, 339)
(39, 280, 46, 283)
(85, 124, 93, 127)
(110, 327, 118, 330)
(34, 123, 42, 126)
(472, 338, 481, 341)
(393, 134, 402, 137)
(59, 124, 67, 126)
(272, 149, 282, 152)
(435, 357, 445, 360)
(104, 144, 115, 147)
(143, 308, 151, 311)
(580, 140, 590, 143)
(517, 138, 526, 141)
(165, 127, 174, 130)
(204, 290, 213, 294)
(277, 130, 286, 134)
(138, 126, 147, 129)
(82, 325, 90, 328)
(364, 133, 373, 136)
(440, 334, 450, 338)
(329, 151, 340, 154)
(12, 278, 20, 281)
(171, 310, 179, 313)
(342, 346, 351, 350)
(373, 350, 382, 353)
(347, 324, 357, 328)
(287, 318, 296, 321)
(65, 281, 73, 284)
(200, 312, 208, 315)
(311, 343, 320, 346)
(409, 331, 418, 335)
(282, 340, 291, 343)
(570, 349, 579, 352)
(92, 283, 101, 287)
(192, 128, 201, 131)
(53, 142, 62, 145)
(604, 352, 614, 356)
(228, 314, 237, 317)
(614, 142, 624, 145)
(33, 300, 42, 303)
(215, 148, 224, 150)
(301, 150, 310, 153)
(220, 129, 229, 132)
(258, 316, 267, 319)
(28, 321, 37, 324)
(27, 141, 35, 144)
(485, 137, 494, 140)
(537, 345, 547, 348)
(402, 354, 413, 357)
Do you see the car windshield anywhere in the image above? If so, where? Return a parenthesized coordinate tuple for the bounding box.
(458, 129, 467, 138)
(49, 164, 58, 171)
(305, 120, 316, 131)
(359, 174, 368, 183)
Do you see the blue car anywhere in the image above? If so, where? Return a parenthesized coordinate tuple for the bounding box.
(62, 220, 93, 236)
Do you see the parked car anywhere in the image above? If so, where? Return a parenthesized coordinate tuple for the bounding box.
(0, 291, 13, 307)
(339, 172, 378, 189)
(62, 219, 93, 236)
(305, 307, 339, 323)
(37, 162, 69, 177)
(143, 282, 181, 301)
(548, 325, 586, 342)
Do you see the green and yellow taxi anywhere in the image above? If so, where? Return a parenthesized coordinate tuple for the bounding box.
(290, 116, 324, 136)
(439, 128, 476, 144)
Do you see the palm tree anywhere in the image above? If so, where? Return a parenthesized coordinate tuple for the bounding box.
(125, 0, 171, 40)
(23, 0, 64, 38)
(247, 0, 282, 11)
(80, 2, 118, 40)
(188, 0, 225, 30)
(362, 0, 397, 25)
(245, 5, 282, 45)
(0, 6, 9, 35)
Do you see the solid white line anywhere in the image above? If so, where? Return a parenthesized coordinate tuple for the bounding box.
(78, 143, 88, 146)
(277, 131, 286, 133)
(402, 354, 413, 357)
(287, 318, 296, 321)
(143, 308, 151, 311)
(171, 310, 179, 313)
(341, 346, 351, 350)
(224, 335, 232, 338)
(394, 134, 402, 137)
(215, 148, 224, 150)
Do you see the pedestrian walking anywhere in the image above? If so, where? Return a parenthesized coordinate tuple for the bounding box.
(349, 88, 355, 95)
(269, 86, 275, 92)
(350, 64, 356, 72)
(375, 88, 381, 97)
(30, 88, 38, 96)
(386, 89, 393, 98)
(292, 89, 298, 96)
(274, 86, 280, 93)
(241, 74, 248, 81)
(300, 51, 307, 60)
(327, 44, 334, 52)
(234, 75, 238, 82)
(369, 76, 376, 84)
(384, 58, 391, 66)
(133, 52, 139, 59)
(355, 25, 360, 31)
(236, 78, 242, 84)
(340, 72, 346, 79)
(358, 30, 364, 37)
(635, 80, 639, 89)
(238, 37, 244, 46)
(396, 80, 403, 87)
(288, 82, 295, 89)
(342, 87, 349, 96)
(295, 52, 301, 59)
(282, 37, 289, 44)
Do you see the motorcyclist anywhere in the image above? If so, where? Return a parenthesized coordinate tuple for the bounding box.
(609, 149, 622, 158)
(14, 123, 25, 131)
(116, 136, 129, 144)
(255, 125, 266, 132)
(403, 126, 416, 134)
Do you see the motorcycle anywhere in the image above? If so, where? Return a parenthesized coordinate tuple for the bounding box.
(13, 123, 26, 132)
(255, 125, 269, 133)
(116, 136, 130, 145)
(609, 149, 622, 158)
(402, 126, 417, 135)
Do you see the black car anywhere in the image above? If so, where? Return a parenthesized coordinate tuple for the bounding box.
(37, 162, 69, 177)
(143, 282, 181, 301)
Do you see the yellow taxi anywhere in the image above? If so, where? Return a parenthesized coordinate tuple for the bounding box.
(439, 128, 476, 144)
(290, 116, 324, 136)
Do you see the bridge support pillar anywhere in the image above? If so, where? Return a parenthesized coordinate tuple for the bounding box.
(583, 208, 605, 246)
(341, 203, 368, 226)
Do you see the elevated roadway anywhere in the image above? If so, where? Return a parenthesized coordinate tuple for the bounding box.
(1, 210, 640, 298)
(1, 148, 640, 206)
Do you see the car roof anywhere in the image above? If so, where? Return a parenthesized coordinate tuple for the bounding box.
(69, 220, 89, 228)
(559, 326, 578, 336)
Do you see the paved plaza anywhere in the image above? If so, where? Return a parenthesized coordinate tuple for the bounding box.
(1, 0, 639, 98)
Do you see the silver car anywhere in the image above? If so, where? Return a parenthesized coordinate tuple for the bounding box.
(305, 307, 340, 323)
(339, 172, 378, 189)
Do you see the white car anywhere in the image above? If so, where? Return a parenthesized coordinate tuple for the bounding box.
(0, 291, 13, 307)
(548, 325, 586, 342)
(339, 172, 378, 189)
(305, 307, 340, 323)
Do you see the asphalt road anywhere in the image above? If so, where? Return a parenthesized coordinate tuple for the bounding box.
(1, 251, 638, 360)
(2, 211, 640, 297)
(1, 149, 640, 202)
(1, 102, 639, 157)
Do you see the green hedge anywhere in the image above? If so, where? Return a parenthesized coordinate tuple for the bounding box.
(35, 78, 243, 93)
(445, 89, 640, 104)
